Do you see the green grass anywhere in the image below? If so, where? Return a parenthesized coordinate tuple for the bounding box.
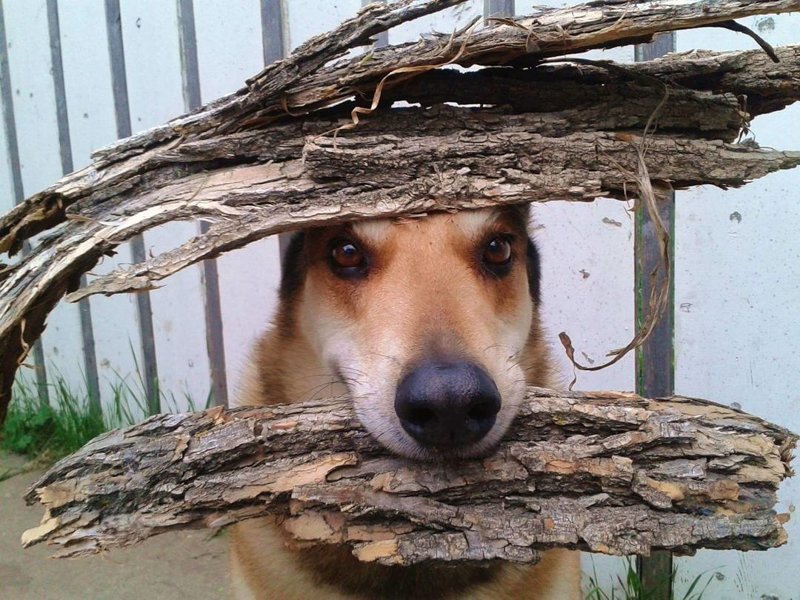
(1, 367, 211, 471)
(1, 378, 107, 464)
(584, 557, 717, 600)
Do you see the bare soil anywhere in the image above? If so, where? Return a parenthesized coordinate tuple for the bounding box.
(0, 451, 229, 599)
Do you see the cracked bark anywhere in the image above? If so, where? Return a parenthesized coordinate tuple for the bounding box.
(22, 388, 796, 564)
(1, 37, 799, 418)
(1, 11, 799, 573)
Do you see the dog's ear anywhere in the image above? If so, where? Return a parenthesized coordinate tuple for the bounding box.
(526, 237, 541, 305)
(279, 232, 307, 300)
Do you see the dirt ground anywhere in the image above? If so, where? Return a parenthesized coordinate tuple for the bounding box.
(0, 451, 229, 599)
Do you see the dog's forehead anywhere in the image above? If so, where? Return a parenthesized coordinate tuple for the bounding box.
(351, 209, 507, 247)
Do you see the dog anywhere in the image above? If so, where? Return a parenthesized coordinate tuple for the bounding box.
(230, 205, 581, 599)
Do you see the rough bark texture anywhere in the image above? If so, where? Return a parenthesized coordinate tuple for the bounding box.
(1, 0, 800, 422)
(23, 388, 796, 564)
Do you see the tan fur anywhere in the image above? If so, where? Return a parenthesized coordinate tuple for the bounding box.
(231, 208, 581, 599)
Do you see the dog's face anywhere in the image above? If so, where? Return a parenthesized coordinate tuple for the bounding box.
(281, 206, 544, 459)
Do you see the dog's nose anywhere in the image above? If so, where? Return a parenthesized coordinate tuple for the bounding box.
(394, 361, 501, 449)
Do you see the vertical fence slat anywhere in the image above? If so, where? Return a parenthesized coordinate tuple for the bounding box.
(193, 0, 282, 403)
(362, 0, 388, 46)
(263, 0, 293, 262)
(177, 0, 228, 407)
(261, 0, 286, 65)
(4, 0, 89, 404)
(117, 0, 212, 413)
(104, 0, 161, 415)
(0, 1, 50, 404)
(47, 0, 102, 410)
(484, 0, 513, 17)
(59, 1, 143, 416)
(634, 32, 676, 600)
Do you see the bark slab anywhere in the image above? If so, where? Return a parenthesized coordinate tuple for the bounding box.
(23, 388, 797, 565)
(1, 0, 800, 424)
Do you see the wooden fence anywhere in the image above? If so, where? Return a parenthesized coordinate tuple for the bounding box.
(0, 1, 798, 596)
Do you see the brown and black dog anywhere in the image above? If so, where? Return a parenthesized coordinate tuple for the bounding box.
(230, 206, 580, 599)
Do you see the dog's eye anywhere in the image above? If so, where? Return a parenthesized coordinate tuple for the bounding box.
(329, 239, 368, 277)
(483, 236, 512, 267)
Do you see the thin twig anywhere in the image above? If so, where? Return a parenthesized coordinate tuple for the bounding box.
(704, 20, 780, 63)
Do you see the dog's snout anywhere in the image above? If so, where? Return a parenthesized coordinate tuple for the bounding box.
(394, 361, 500, 449)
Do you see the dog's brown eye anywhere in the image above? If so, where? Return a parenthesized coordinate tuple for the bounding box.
(329, 239, 368, 278)
(483, 237, 512, 266)
(331, 241, 364, 268)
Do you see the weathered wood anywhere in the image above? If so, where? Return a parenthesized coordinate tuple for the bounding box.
(61, 122, 799, 301)
(1, 0, 800, 423)
(386, 44, 800, 124)
(22, 388, 796, 564)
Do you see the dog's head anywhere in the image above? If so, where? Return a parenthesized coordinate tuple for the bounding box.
(280, 206, 547, 459)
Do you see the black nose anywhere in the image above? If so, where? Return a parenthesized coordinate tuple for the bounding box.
(394, 361, 501, 449)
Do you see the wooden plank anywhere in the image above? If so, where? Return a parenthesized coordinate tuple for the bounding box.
(105, 0, 160, 416)
(4, 0, 86, 402)
(0, 1, 49, 403)
(177, 0, 228, 408)
(46, 0, 101, 410)
(23, 387, 798, 560)
(192, 0, 282, 404)
(671, 15, 800, 600)
(59, 0, 145, 415)
(634, 31, 677, 600)
(118, 0, 212, 413)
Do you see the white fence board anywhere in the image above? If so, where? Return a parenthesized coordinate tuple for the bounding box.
(0, 67, 14, 221)
(0, 2, 798, 595)
(4, 0, 87, 398)
(58, 0, 118, 171)
(58, 0, 145, 411)
(534, 200, 636, 389)
(390, 0, 482, 44)
(511, 2, 635, 589)
(670, 15, 800, 599)
(192, 0, 283, 400)
(119, 0, 211, 412)
(286, 0, 362, 50)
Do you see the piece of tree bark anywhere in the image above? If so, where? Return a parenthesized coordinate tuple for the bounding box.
(22, 388, 796, 564)
(386, 45, 800, 124)
(1, 0, 800, 422)
(1, 51, 799, 422)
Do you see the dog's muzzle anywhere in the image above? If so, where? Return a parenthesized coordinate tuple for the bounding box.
(394, 361, 501, 449)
